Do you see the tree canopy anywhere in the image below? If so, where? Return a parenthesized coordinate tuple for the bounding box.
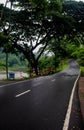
(62, 1, 84, 34)
(0, 0, 84, 75)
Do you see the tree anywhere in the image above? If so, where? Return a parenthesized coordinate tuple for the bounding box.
(45, 36, 68, 68)
(0, 1, 13, 79)
(39, 56, 55, 75)
(0, 33, 10, 79)
(12, 0, 76, 75)
(71, 47, 84, 66)
(0, 0, 76, 75)
(62, 1, 84, 35)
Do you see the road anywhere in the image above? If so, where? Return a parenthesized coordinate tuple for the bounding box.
(0, 60, 83, 130)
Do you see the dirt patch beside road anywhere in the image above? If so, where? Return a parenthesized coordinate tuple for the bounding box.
(0, 80, 17, 86)
(79, 77, 84, 122)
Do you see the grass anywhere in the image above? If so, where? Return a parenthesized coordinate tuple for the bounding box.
(56, 60, 68, 72)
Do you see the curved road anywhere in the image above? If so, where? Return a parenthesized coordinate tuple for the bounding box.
(0, 60, 83, 130)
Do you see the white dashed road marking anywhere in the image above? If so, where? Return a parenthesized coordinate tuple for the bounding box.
(51, 79, 55, 82)
(15, 90, 31, 98)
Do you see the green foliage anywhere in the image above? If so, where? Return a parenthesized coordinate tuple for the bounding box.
(47, 0, 62, 14)
(72, 47, 84, 66)
(38, 56, 68, 75)
(1, 0, 84, 76)
(80, 66, 84, 76)
(0, 49, 28, 71)
(56, 59, 68, 72)
(46, 37, 68, 68)
(48, 38, 67, 57)
(30, 0, 48, 9)
(66, 43, 78, 58)
(38, 56, 55, 75)
(0, 33, 15, 53)
(6, 0, 65, 75)
(64, 34, 84, 58)
(0, 33, 9, 45)
(62, 1, 84, 33)
(38, 56, 55, 70)
(8, 54, 21, 67)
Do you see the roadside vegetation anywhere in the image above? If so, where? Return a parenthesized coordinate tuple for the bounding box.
(0, 49, 28, 72)
(80, 67, 84, 77)
(0, 49, 68, 78)
(0, 0, 84, 79)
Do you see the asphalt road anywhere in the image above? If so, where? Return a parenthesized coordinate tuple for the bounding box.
(0, 60, 83, 130)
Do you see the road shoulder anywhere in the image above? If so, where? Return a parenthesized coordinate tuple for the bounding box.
(79, 77, 84, 122)
(0, 80, 19, 86)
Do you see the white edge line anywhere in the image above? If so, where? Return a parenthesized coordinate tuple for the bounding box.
(15, 90, 31, 98)
(62, 70, 81, 130)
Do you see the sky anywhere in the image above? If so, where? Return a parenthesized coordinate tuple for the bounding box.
(0, 0, 10, 7)
(0, 0, 7, 4)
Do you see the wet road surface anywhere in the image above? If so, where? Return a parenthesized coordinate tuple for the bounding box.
(0, 60, 83, 130)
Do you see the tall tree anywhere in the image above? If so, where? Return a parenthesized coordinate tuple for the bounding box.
(0, 0, 75, 75)
(45, 36, 68, 67)
(62, 1, 84, 35)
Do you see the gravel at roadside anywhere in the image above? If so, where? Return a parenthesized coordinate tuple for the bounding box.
(0, 80, 18, 86)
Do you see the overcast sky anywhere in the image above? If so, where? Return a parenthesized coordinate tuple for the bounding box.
(0, 0, 10, 7)
(0, 0, 6, 4)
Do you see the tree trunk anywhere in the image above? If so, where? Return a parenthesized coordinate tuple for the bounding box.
(30, 61, 38, 76)
(34, 63, 38, 76)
